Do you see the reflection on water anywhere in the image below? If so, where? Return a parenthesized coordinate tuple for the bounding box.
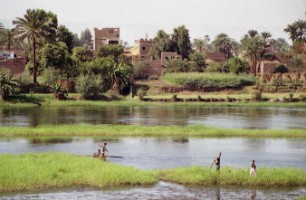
(0, 181, 305, 200)
(0, 106, 305, 129)
(30, 138, 73, 144)
(1, 137, 306, 170)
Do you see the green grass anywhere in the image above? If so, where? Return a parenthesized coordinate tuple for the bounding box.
(0, 153, 158, 192)
(0, 154, 305, 193)
(0, 124, 305, 138)
(297, 195, 306, 200)
(162, 72, 256, 89)
(160, 166, 306, 187)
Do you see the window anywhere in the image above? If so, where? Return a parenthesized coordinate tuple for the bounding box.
(142, 46, 146, 50)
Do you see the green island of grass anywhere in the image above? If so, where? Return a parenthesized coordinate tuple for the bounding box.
(0, 153, 306, 193)
(0, 124, 305, 138)
(0, 153, 158, 193)
(160, 166, 306, 187)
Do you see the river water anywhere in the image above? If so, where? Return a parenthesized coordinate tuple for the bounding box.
(1, 105, 306, 199)
(0, 106, 305, 129)
(1, 137, 305, 169)
(1, 181, 305, 200)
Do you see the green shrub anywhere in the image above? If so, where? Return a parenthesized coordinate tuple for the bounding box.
(0, 68, 19, 100)
(299, 94, 306, 102)
(137, 89, 146, 100)
(76, 73, 104, 99)
(15, 70, 32, 85)
(163, 73, 255, 89)
(273, 65, 288, 74)
(252, 91, 262, 102)
(172, 94, 178, 102)
(42, 68, 62, 86)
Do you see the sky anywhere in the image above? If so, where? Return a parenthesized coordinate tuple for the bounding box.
(0, 0, 305, 45)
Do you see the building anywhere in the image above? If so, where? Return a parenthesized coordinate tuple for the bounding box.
(93, 28, 120, 51)
(161, 52, 181, 66)
(0, 50, 15, 60)
(130, 39, 154, 59)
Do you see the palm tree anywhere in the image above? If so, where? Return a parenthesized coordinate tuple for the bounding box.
(212, 33, 233, 61)
(13, 9, 55, 83)
(284, 19, 306, 54)
(284, 24, 297, 43)
(0, 29, 19, 51)
(241, 30, 265, 75)
(110, 62, 132, 94)
(193, 38, 205, 52)
(0, 68, 19, 101)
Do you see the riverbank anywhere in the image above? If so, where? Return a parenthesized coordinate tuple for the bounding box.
(0, 124, 305, 138)
(2, 93, 306, 108)
(0, 153, 305, 193)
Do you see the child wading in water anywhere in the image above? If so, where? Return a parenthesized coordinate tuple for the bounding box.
(250, 160, 256, 176)
(93, 149, 101, 158)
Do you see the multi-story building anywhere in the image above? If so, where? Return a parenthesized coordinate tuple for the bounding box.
(130, 39, 154, 59)
(93, 28, 120, 50)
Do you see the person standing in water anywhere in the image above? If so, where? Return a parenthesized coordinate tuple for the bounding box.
(99, 143, 108, 159)
(214, 152, 222, 172)
(250, 160, 256, 176)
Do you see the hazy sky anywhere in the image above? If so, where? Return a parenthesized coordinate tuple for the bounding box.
(0, 0, 305, 45)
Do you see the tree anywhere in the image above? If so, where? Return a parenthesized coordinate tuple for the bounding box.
(72, 33, 80, 47)
(193, 38, 206, 53)
(76, 73, 104, 99)
(56, 25, 74, 53)
(0, 68, 19, 101)
(39, 42, 77, 79)
(211, 33, 233, 61)
(109, 62, 133, 94)
(80, 28, 92, 49)
(227, 57, 248, 75)
(284, 19, 306, 54)
(241, 30, 265, 75)
(189, 52, 206, 72)
(149, 30, 174, 59)
(271, 38, 289, 52)
(96, 44, 124, 62)
(164, 58, 189, 73)
(72, 46, 94, 64)
(13, 9, 57, 83)
(171, 25, 192, 59)
(0, 29, 18, 51)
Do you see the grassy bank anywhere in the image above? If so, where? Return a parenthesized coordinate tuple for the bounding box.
(1, 93, 306, 108)
(0, 124, 305, 138)
(0, 154, 306, 193)
(160, 166, 306, 187)
(0, 153, 158, 192)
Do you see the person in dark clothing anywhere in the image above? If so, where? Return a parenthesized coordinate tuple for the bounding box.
(213, 152, 222, 172)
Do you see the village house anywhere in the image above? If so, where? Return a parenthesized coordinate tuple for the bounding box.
(130, 38, 154, 59)
(93, 28, 120, 51)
